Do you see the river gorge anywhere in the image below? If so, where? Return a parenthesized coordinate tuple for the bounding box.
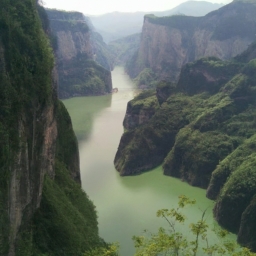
(63, 66, 233, 256)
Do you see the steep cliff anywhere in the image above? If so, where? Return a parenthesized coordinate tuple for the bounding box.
(127, 0, 256, 83)
(123, 90, 159, 130)
(46, 9, 113, 98)
(0, 1, 104, 255)
(114, 42, 256, 249)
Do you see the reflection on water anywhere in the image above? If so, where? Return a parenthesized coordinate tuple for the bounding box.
(63, 66, 235, 256)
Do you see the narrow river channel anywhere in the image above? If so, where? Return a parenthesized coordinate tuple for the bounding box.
(63, 66, 232, 256)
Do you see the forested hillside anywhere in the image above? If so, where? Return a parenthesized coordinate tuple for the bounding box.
(0, 1, 107, 255)
(115, 42, 256, 251)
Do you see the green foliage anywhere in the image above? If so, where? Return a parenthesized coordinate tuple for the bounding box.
(15, 160, 100, 256)
(117, 52, 256, 184)
(116, 43, 256, 250)
(123, 90, 159, 130)
(0, 2, 107, 255)
(86, 243, 119, 256)
(58, 57, 111, 98)
(163, 128, 234, 187)
(207, 134, 256, 200)
(115, 93, 205, 175)
(14, 88, 107, 256)
(130, 90, 158, 109)
(55, 100, 79, 170)
(133, 68, 158, 89)
(212, 135, 256, 233)
(177, 57, 243, 95)
(0, 0, 54, 254)
(0, 0, 54, 104)
(133, 196, 256, 256)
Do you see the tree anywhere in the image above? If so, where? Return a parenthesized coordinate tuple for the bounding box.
(86, 243, 119, 256)
(132, 195, 256, 256)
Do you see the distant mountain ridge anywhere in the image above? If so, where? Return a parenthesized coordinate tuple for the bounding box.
(126, 0, 256, 84)
(89, 1, 224, 43)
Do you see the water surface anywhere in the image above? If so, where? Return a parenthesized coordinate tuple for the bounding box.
(63, 66, 232, 256)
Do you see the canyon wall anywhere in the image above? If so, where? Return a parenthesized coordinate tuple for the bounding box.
(46, 9, 113, 98)
(127, 1, 256, 83)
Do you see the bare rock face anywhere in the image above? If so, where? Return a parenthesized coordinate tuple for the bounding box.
(128, 1, 256, 81)
(55, 30, 93, 61)
(46, 9, 113, 98)
(46, 10, 93, 60)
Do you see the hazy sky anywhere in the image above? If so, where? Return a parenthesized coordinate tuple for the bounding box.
(42, 0, 233, 15)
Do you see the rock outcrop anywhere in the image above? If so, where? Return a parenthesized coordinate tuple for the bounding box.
(127, 1, 256, 82)
(123, 90, 159, 130)
(46, 9, 113, 98)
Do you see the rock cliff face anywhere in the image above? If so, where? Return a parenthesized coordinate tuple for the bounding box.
(127, 1, 256, 82)
(46, 9, 113, 98)
(123, 90, 159, 130)
(0, 2, 102, 255)
(115, 40, 256, 250)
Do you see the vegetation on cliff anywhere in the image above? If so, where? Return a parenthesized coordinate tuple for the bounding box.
(123, 89, 159, 130)
(108, 33, 140, 66)
(0, 0, 55, 252)
(58, 57, 112, 98)
(0, 1, 106, 255)
(115, 42, 256, 250)
(16, 161, 100, 256)
(46, 9, 113, 98)
(133, 195, 256, 256)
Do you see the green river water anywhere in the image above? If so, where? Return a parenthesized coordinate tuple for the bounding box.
(63, 66, 234, 256)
